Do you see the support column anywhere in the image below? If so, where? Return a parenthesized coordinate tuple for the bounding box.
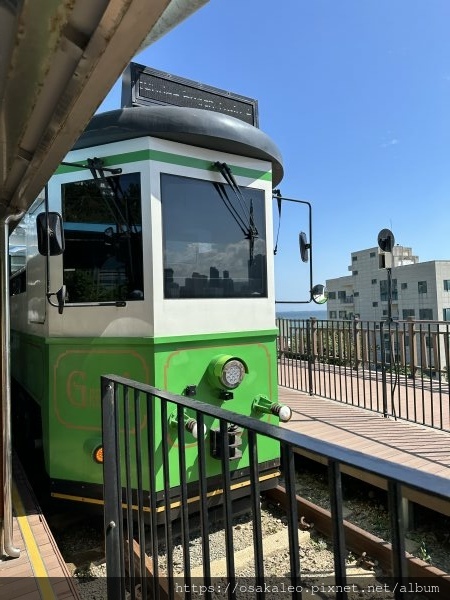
(1, 213, 22, 558)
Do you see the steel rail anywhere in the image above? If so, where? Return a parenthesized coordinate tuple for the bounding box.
(265, 485, 450, 597)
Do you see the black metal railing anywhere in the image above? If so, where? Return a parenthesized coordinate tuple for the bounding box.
(101, 374, 450, 600)
(277, 318, 450, 432)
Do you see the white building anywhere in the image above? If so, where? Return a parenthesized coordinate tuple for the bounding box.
(326, 245, 450, 322)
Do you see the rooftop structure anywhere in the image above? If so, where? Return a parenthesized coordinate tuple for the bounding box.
(326, 244, 450, 322)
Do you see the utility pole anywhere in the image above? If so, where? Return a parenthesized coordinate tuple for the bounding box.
(377, 228, 396, 418)
(378, 228, 395, 322)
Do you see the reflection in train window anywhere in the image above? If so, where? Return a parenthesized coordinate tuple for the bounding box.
(161, 173, 267, 299)
(62, 173, 144, 303)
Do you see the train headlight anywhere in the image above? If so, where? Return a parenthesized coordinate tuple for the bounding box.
(208, 355, 247, 390)
(221, 359, 246, 389)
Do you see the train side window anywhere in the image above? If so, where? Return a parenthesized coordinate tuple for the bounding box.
(61, 172, 144, 303)
(161, 173, 267, 299)
(9, 204, 43, 296)
(9, 224, 27, 295)
(9, 267, 26, 296)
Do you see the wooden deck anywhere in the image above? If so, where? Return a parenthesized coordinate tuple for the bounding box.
(279, 386, 450, 515)
(278, 358, 450, 431)
(0, 457, 79, 600)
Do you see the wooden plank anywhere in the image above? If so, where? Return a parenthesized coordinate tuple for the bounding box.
(0, 579, 39, 600)
(282, 386, 450, 517)
(5, 456, 81, 599)
(125, 538, 184, 600)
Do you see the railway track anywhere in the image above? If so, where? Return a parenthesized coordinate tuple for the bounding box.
(16, 439, 450, 599)
(42, 477, 450, 600)
(265, 486, 450, 593)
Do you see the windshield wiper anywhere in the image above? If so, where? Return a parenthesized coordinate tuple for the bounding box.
(213, 161, 259, 262)
(213, 182, 248, 237)
(61, 158, 129, 233)
(61, 157, 138, 287)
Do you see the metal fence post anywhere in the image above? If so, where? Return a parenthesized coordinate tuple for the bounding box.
(101, 376, 126, 600)
(407, 317, 416, 379)
(380, 321, 389, 417)
(352, 316, 360, 370)
(306, 319, 314, 395)
(388, 480, 407, 599)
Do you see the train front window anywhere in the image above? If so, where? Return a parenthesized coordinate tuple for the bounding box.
(61, 173, 144, 303)
(161, 173, 267, 299)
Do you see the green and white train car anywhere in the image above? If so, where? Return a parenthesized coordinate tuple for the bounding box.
(9, 93, 296, 510)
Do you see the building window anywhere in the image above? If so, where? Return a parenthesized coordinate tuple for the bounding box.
(392, 279, 397, 300)
(372, 302, 378, 307)
(352, 255, 358, 261)
(339, 310, 347, 318)
(352, 270, 358, 276)
(444, 280, 450, 291)
(380, 279, 398, 301)
(354, 291, 359, 297)
(418, 281, 427, 294)
(402, 309, 415, 319)
(419, 308, 433, 320)
(371, 278, 377, 284)
(443, 308, 450, 321)
(329, 310, 337, 318)
(401, 282, 407, 290)
(327, 291, 336, 300)
(338, 291, 346, 300)
(370, 252, 376, 258)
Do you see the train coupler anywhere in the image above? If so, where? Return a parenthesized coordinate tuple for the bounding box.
(210, 424, 243, 460)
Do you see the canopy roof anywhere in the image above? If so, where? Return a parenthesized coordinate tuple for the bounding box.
(0, 0, 208, 221)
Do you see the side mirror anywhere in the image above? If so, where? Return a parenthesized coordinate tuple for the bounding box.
(299, 231, 310, 263)
(311, 284, 328, 304)
(37, 212, 65, 256)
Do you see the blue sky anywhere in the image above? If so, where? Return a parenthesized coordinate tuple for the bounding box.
(98, 0, 450, 306)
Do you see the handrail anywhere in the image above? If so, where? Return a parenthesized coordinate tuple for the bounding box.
(277, 316, 450, 431)
(102, 374, 450, 595)
(1, 213, 23, 558)
(102, 374, 450, 500)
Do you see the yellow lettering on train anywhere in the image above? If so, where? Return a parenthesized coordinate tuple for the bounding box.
(66, 370, 139, 409)
(66, 371, 87, 407)
(89, 387, 101, 408)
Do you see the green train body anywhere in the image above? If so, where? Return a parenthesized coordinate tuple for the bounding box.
(9, 90, 293, 510)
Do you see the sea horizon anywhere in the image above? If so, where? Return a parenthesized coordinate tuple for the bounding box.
(275, 308, 327, 320)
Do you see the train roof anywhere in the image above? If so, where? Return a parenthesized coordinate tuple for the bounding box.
(73, 105, 284, 186)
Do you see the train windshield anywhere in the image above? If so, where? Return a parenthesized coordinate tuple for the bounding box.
(161, 174, 267, 299)
(61, 173, 144, 303)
